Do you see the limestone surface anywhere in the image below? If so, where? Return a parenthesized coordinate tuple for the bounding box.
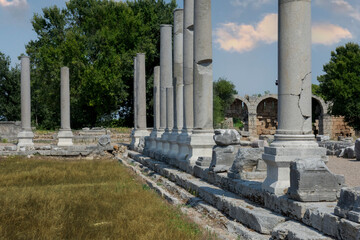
(213, 129, 240, 146)
(335, 187, 360, 223)
(209, 145, 240, 173)
(98, 135, 111, 147)
(288, 158, 345, 202)
(355, 138, 360, 161)
(228, 148, 264, 179)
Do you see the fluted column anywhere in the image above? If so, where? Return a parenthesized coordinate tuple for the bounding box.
(262, 0, 326, 195)
(17, 56, 34, 148)
(57, 67, 73, 146)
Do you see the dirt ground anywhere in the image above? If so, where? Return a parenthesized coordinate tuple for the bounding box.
(327, 156, 360, 187)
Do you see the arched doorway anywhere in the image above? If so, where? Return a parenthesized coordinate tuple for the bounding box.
(226, 97, 249, 131)
(256, 97, 278, 136)
(311, 95, 327, 136)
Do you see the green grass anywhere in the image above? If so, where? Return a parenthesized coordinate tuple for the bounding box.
(0, 156, 204, 239)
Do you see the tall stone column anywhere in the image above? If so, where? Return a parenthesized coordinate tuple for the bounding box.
(147, 66, 162, 157)
(262, 0, 326, 195)
(133, 57, 138, 130)
(177, 0, 194, 166)
(131, 53, 150, 152)
(57, 67, 74, 146)
(17, 56, 34, 148)
(188, 0, 215, 166)
(156, 24, 173, 160)
(169, 9, 184, 164)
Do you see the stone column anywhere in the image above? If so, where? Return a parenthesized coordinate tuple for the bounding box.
(133, 57, 138, 130)
(57, 67, 74, 146)
(177, 0, 194, 166)
(188, 0, 215, 166)
(169, 9, 184, 164)
(131, 53, 150, 152)
(17, 56, 34, 148)
(156, 24, 173, 160)
(147, 66, 162, 157)
(262, 0, 326, 195)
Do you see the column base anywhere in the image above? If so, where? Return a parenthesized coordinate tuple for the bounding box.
(166, 129, 181, 165)
(262, 134, 327, 195)
(17, 130, 34, 148)
(144, 129, 162, 157)
(57, 129, 74, 147)
(130, 129, 150, 153)
(187, 129, 215, 167)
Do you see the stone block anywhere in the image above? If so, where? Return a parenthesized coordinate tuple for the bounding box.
(209, 145, 240, 173)
(98, 135, 111, 147)
(228, 148, 264, 179)
(335, 187, 360, 223)
(288, 158, 345, 202)
(271, 220, 332, 240)
(251, 140, 269, 148)
(316, 135, 330, 142)
(213, 129, 240, 146)
(343, 145, 356, 158)
(355, 138, 360, 161)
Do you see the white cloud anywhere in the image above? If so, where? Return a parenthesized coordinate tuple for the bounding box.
(312, 23, 353, 45)
(314, 0, 360, 21)
(0, 0, 27, 8)
(231, 0, 271, 8)
(215, 13, 277, 53)
(215, 13, 353, 53)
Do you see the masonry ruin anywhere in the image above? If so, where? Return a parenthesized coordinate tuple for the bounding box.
(1, 0, 360, 239)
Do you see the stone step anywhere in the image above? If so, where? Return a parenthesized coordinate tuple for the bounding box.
(121, 156, 271, 240)
(128, 151, 287, 235)
(272, 221, 333, 240)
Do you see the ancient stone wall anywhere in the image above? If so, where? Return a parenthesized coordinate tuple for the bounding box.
(0, 121, 22, 142)
(256, 98, 277, 135)
(331, 116, 355, 139)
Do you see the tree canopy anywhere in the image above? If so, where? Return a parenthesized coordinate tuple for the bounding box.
(317, 42, 360, 130)
(26, 0, 176, 129)
(213, 78, 238, 127)
(0, 52, 20, 121)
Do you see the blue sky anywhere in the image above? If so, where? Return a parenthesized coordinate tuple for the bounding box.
(0, 0, 359, 96)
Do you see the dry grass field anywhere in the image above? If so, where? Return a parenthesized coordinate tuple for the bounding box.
(0, 156, 205, 240)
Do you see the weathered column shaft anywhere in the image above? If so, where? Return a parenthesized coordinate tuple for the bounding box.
(166, 88, 174, 130)
(136, 53, 147, 130)
(20, 56, 31, 131)
(60, 67, 71, 130)
(183, 0, 194, 131)
(133, 57, 137, 130)
(193, 0, 213, 130)
(277, 0, 312, 136)
(154, 66, 160, 130)
(160, 24, 173, 130)
(174, 9, 184, 130)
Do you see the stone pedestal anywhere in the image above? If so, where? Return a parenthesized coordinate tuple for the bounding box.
(262, 0, 327, 195)
(58, 67, 73, 146)
(17, 56, 34, 148)
(161, 87, 174, 161)
(188, 0, 215, 166)
(130, 53, 149, 152)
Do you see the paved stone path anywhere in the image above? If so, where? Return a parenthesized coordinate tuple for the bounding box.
(327, 156, 360, 187)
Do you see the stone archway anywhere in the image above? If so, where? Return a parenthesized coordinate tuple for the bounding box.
(311, 95, 328, 136)
(226, 96, 250, 131)
(255, 96, 278, 136)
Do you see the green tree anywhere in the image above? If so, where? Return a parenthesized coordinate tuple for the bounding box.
(0, 52, 20, 121)
(317, 42, 360, 130)
(26, 0, 176, 129)
(213, 78, 238, 127)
